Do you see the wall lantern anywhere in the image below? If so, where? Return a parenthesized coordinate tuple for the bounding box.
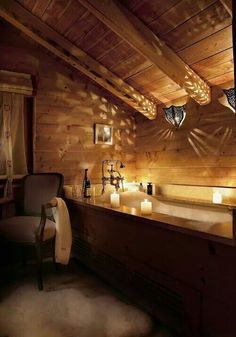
(223, 88, 235, 113)
(163, 105, 186, 128)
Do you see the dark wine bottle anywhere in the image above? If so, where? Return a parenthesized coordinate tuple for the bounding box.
(147, 182, 153, 195)
(83, 169, 91, 198)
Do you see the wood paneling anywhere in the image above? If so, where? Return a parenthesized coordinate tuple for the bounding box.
(10, 0, 233, 106)
(41, 0, 72, 26)
(120, 0, 180, 25)
(219, 0, 232, 17)
(164, 2, 231, 52)
(78, 22, 109, 53)
(192, 48, 233, 80)
(54, 1, 87, 35)
(179, 26, 233, 65)
(31, 0, 51, 17)
(79, 0, 211, 105)
(135, 84, 236, 187)
(148, 0, 217, 37)
(0, 1, 234, 188)
(127, 66, 164, 91)
(65, 11, 98, 45)
(0, 23, 136, 185)
(207, 71, 234, 86)
(1, 1, 157, 119)
(111, 56, 152, 80)
(18, 0, 36, 10)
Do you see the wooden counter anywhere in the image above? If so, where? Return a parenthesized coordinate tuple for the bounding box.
(66, 196, 236, 337)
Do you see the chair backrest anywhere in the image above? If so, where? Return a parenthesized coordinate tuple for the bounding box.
(22, 173, 64, 215)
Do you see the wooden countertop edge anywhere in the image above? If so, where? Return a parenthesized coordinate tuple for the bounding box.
(66, 197, 235, 246)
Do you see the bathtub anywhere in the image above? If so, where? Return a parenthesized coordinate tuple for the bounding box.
(101, 191, 232, 223)
(66, 190, 236, 337)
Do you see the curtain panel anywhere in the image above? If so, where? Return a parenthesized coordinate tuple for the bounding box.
(0, 92, 28, 197)
(0, 70, 33, 197)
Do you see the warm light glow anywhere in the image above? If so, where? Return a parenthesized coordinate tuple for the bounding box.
(212, 191, 222, 204)
(184, 65, 211, 105)
(140, 199, 152, 215)
(125, 181, 139, 191)
(188, 126, 233, 160)
(110, 191, 120, 208)
(122, 82, 157, 119)
(130, 207, 136, 215)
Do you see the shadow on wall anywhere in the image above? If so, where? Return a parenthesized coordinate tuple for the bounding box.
(186, 85, 234, 162)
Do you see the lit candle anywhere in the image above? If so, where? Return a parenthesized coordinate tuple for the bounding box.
(212, 191, 222, 204)
(110, 192, 120, 208)
(141, 199, 152, 215)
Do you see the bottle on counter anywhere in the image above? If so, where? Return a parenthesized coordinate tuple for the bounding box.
(147, 182, 153, 195)
(139, 182, 144, 192)
(82, 169, 91, 198)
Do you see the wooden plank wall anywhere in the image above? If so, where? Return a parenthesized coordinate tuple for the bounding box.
(0, 24, 136, 185)
(1, 23, 235, 188)
(135, 85, 236, 187)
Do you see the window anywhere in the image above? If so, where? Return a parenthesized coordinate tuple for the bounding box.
(0, 70, 34, 197)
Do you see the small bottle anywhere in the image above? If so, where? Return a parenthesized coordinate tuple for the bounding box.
(139, 182, 144, 192)
(82, 169, 91, 198)
(147, 182, 153, 195)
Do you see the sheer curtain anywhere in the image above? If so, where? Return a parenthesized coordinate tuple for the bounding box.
(0, 92, 28, 197)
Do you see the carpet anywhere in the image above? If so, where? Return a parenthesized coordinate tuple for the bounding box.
(0, 263, 174, 337)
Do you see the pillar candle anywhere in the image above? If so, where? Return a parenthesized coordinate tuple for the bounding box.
(141, 199, 152, 215)
(212, 191, 222, 204)
(110, 192, 120, 208)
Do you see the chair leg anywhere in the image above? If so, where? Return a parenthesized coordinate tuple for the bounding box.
(21, 247, 27, 267)
(35, 243, 43, 291)
(53, 248, 59, 271)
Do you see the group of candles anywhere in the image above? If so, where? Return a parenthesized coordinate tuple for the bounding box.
(110, 190, 223, 214)
(110, 192, 152, 215)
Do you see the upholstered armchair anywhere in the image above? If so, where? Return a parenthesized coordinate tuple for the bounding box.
(0, 173, 64, 290)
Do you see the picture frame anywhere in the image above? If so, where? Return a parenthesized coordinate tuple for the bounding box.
(94, 124, 113, 145)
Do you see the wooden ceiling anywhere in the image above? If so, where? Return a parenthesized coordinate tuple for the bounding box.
(0, 0, 234, 118)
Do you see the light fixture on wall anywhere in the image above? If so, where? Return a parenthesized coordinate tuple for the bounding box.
(223, 88, 235, 113)
(163, 105, 186, 128)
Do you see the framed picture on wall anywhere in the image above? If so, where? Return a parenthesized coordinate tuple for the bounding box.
(94, 124, 113, 145)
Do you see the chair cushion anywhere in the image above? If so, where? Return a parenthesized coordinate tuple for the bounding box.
(0, 216, 56, 243)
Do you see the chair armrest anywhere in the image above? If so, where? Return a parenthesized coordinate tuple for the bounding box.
(43, 198, 58, 209)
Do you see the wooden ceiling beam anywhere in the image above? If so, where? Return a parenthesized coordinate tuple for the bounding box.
(219, 0, 232, 17)
(79, 0, 211, 105)
(0, 2, 157, 120)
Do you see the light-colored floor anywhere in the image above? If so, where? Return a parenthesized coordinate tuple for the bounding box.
(0, 261, 176, 337)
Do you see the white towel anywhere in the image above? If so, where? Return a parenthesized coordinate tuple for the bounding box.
(53, 197, 72, 265)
